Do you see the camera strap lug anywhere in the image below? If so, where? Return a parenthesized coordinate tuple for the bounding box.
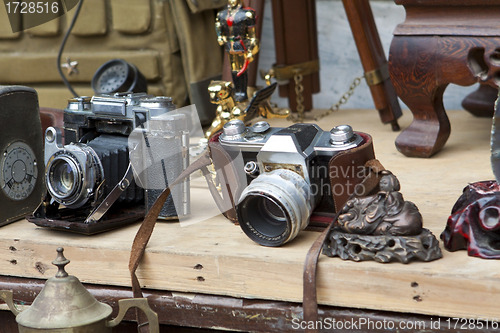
(85, 163, 135, 224)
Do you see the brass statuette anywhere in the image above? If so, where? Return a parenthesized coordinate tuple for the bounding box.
(205, 80, 288, 139)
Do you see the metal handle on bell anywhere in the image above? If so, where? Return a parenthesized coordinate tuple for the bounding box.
(106, 298, 159, 333)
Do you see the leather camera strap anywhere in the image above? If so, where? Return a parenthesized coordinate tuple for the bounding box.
(303, 158, 385, 333)
(129, 151, 224, 332)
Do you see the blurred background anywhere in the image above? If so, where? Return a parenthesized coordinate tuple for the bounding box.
(256, 0, 479, 111)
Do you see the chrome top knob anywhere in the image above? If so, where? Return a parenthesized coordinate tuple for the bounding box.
(223, 119, 246, 136)
(330, 125, 354, 144)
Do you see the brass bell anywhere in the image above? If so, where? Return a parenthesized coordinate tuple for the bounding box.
(0, 247, 159, 332)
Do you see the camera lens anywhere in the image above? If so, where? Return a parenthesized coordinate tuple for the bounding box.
(237, 169, 315, 246)
(240, 195, 288, 238)
(49, 158, 77, 198)
(262, 197, 285, 221)
(46, 144, 103, 209)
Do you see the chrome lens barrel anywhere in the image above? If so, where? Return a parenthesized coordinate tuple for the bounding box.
(46, 144, 103, 209)
(236, 169, 314, 246)
(47, 156, 79, 199)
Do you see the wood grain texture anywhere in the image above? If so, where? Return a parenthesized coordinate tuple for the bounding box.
(0, 276, 473, 333)
(394, 5, 500, 36)
(389, 0, 500, 157)
(396, 0, 500, 6)
(389, 36, 451, 158)
(0, 108, 497, 321)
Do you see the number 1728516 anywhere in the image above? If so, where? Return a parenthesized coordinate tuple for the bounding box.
(5, 2, 59, 14)
(445, 318, 499, 330)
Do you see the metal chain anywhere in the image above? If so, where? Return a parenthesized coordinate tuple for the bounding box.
(314, 76, 363, 122)
(288, 71, 305, 123)
(288, 74, 363, 123)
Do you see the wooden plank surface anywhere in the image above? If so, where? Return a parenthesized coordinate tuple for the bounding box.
(0, 108, 498, 320)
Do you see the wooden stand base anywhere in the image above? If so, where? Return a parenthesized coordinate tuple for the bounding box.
(389, 1, 500, 158)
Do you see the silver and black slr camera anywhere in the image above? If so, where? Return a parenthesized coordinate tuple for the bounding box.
(214, 119, 371, 246)
(31, 93, 189, 233)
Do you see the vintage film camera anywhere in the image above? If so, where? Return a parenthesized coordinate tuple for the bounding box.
(213, 119, 372, 246)
(30, 93, 189, 234)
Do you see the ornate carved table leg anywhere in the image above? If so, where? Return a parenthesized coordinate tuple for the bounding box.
(389, 36, 451, 158)
(389, 35, 500, 158)
(389, 1, 500, 158)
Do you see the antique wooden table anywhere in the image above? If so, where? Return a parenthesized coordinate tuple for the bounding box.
(0, 109, 498, 332)
(388, 0, 500, 158)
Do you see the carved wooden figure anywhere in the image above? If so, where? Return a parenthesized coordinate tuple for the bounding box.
(323, 171, 442, 263)
(337, 171, 423, 236)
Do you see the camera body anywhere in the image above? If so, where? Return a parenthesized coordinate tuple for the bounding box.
(0, 86, 45, 226)
(42, 92, 189, 224)
(214, 120, 369, 246)
(63, 93, 175, 145)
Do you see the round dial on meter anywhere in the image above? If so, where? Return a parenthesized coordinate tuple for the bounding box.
(0, 141, 38, 201)
(94, 61, 129, 93)
(91, 59, 147, 94)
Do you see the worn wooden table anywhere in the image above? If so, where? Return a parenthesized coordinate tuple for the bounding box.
(0, 109, 498, 332)
(388, 0, 500, 158)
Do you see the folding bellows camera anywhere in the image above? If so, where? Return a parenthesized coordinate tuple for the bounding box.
(29, 92, 190, 234)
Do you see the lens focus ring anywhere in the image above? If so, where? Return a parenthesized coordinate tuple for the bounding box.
(236, 169, 314, 246)
(46, 144, 103, 208)
(47, 155, 80, 199)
